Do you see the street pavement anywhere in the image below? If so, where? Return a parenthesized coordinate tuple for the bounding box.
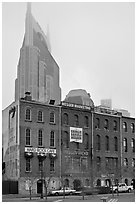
(2, 192, 135, 202)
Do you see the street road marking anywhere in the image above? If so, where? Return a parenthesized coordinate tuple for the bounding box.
(108, 198, 118, 202)
(53, 199, 63, 202)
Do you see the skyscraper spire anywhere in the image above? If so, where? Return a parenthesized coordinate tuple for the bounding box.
(27, 2, 31, 15)
(25, 2, 33, 46)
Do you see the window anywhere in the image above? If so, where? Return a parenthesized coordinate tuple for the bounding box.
(104, 119, 109, 130)
(123, 138, 128, 152)
(131, 123, 135, 133)
(26, 128, 31, 146)
(123, 122, 127, 132)
(64, 131, 69, 148)
(38, 129, 43, 146)
(25, 108, 31, 120)
(50, 112, 55, 123)
(84, 133, 89, 149)
(64, 179, 69, 187)
(26, 158, 31, 172)
(63, 113, 68, 125)
(38, 110, 43, 122)
(76, 142, 79, 149)
(84, 116, 89, 127)
(131, 138, 135, 153)
(105, 136, 109, 151)
(105, 157, 109, 170)
(114, 137, 118, 151)
(96, 118, 100, 129)
(38, 159, 43, 171)
(97, 179, 101, 186)
(50, 131, 55, 147)
(50, 158, 55, 172)
(125, 179, 128, 186)
(74, 114, 79, 126)
(124, 158, 128, 167)
(85, 179, 90, 187)
(96, 135, 101, 151)
(113, 120, 117, 131)
(96, 156, 101, 171)
(132, 158, 135, 168)
(114, 158, 118, 169)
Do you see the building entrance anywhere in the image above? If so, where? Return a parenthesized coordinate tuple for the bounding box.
(37, 179, 43, 194)
(73, 179, 81, 191)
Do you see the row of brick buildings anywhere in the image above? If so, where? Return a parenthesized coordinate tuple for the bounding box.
(2, 92, 135, 195)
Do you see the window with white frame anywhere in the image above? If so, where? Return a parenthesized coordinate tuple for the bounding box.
(50, 131, 55, 147)
(38, 129, 43, 146)
(50, 112, 55, 123)
(26, 128, 31, 146)
(25, 108, 31, 121)
(26, 158, 31, 172)
(38, 110, 43, 122)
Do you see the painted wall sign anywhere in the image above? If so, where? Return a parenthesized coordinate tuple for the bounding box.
(70, 127, 83, 143)
(61, 102, 91, 110)
(25, 147, 56, 154)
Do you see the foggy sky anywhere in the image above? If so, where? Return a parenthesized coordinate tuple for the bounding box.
(2, 2, 135, 116)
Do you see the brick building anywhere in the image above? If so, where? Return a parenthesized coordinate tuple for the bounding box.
(121, 116, 135, 187)
(92, 107, 122, 187)
(60, 101, 93, 190)
(2, 92, 135, 195)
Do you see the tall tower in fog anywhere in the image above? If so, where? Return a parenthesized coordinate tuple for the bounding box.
(15, 3, 61, 105)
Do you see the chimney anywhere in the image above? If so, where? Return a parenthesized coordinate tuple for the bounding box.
(24, 92, 32, 101)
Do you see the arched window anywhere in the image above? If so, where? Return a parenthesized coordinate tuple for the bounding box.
(131, 138, 135, 152)
(123, 138, 128, 152)
(105, 136, 109, 151)
(124, 158, 128, 167)
(74, 114, 79, 126)
(38, 129, 43, 146)
(64, 131, 69, 148)
(97, 179, 101, 186)
(123, 122, 127, 132)
(63, 113, 68, 125)
(96, 135, 101, 151)
(64, 179, 69, 187)
(84, 133, 89, 149)
(25, 108, 31, 120)
(38, 110, 43, 122)
(26, 128, 31, 146)
(50, 157, 55, 172)
(114, 137, 118, 151)
(85, 179, 90, 187)
(50, 131, 55, 147)
(104, 119, 109, 130)
(131, 123, 135, 133)
(113, 120, 117, 131)
(84, 116, 89, 127)
(96, 118, 100, 129)
(96, 157, 101, 171)
(50, 112, 55, 123)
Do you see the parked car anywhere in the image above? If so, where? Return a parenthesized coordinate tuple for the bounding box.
(77, 186, 99, 195)
(48, 187, 76, 196)
(110, 183, 133, 193)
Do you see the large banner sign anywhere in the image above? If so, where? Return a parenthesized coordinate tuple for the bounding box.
(25, 147, 56, 154)
(70, 127, 83, 143)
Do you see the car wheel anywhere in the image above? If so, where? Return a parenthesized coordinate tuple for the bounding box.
(69, 192, 73, 195)
(128, 189, 131, 193)
(55, 192, 59, 196)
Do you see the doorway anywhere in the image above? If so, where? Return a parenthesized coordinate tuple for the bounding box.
(73, 179, 81, 191)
